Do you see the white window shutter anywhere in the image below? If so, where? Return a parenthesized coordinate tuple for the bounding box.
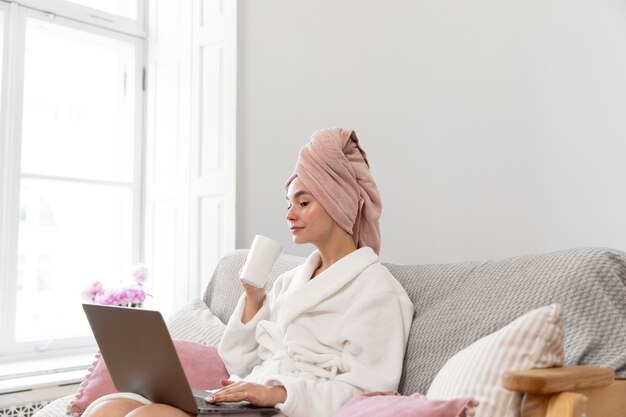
(145, 0, 236, 315)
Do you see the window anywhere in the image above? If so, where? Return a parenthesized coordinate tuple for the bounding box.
(0, 7, 4, 117)
(68, 0, 138, 19)
(0, 0, 144, 360)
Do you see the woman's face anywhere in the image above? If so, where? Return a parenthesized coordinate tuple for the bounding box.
(285, 178, 337, 246)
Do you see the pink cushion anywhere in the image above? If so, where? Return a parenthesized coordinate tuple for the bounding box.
(332, 392, 479, 417)
(67, 340, 229, 415)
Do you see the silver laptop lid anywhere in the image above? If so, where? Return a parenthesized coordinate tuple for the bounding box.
(83, 304, 199, 413)
(82, 304, 279, 415)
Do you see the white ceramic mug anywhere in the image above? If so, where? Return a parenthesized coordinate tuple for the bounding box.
(239, 235, 284, 288)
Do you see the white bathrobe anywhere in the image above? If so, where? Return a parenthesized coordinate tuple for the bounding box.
(218, 247, 414, 417)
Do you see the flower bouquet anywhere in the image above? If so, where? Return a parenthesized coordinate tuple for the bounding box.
(83, 264, 150, 308)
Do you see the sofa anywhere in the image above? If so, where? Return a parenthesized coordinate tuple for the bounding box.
(35, 246, 626, 417)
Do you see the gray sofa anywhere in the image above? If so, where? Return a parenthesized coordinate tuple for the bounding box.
(35, 246, 626, 417)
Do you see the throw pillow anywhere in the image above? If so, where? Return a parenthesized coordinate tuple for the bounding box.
(332, 392, 478, 417)
(166, 298, 226, 346)
(426, 304, 564, 417)
(67, 340, 229, 416)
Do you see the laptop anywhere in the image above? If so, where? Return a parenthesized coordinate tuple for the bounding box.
(82, 304, 279, 415)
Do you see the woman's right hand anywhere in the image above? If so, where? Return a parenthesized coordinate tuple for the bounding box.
(206, 379, 286, 406)
(241, 281, 266, 324)
(243, 281, 266, 307)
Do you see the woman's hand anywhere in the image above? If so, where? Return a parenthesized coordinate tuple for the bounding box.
(241, 282, 266, 324)
(205, 379, 286, 407)
(243, 282, 265, 306)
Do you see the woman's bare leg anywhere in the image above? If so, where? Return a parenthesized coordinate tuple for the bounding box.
(127, 403, 195, 417)
(87, 398, 144, 417)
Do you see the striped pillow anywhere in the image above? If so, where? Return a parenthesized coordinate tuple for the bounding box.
(426, 304, 563, 417)
(166, 298, 226, 346)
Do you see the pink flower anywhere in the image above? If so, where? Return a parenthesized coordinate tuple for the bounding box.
(126, 285, 146, 304)
(84, 265, 150, 308)
(132, 264, 149, 285)
(94, 288, 120, 306)
(83, 281, 104, 301)
(116, 287, 131, 306)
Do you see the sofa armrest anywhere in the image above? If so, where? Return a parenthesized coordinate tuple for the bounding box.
(502, 366, 615, 394)
(503, 366, 626, 417)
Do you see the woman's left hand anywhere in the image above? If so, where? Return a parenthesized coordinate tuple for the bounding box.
(205, 379, 286, 407)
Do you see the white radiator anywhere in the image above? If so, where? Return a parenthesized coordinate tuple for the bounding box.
(0, 371, 83, 417)
(0, 354, 91, 417)
(0, 400, 51, 417)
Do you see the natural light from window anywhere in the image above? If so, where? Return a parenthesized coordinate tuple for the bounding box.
(68, 0, 138, 19)
(0, 9, 4, 117)
(17, 17, 136, 342)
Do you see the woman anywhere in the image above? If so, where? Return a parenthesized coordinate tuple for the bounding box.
(86, 128, 414, 417)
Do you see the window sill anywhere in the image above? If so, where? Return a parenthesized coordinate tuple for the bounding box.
(0, 353, 93, 395)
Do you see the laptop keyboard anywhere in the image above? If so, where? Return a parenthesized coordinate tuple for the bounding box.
(194, 395, 251, 410)
(195, 395, 210, 408)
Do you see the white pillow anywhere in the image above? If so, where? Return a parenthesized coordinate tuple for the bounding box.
(166, 298, 226, 346)
(426, 304, 564, 417)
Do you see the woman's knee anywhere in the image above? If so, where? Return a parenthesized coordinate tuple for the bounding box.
(87, 398, 144, 417)
(127, 403, 195, 417)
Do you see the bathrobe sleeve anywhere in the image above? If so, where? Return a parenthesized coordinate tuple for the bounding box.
(266, 289, 414, 417)
(218, 270, 295, 378)
(218, 293, 271, 377)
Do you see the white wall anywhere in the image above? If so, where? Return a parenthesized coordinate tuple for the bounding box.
(236, 0, 626, 264)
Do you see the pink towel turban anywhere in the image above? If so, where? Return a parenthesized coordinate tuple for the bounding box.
(285, 128, 382, 254)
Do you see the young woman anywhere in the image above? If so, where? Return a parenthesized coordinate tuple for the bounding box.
(86, 128, 414, 417)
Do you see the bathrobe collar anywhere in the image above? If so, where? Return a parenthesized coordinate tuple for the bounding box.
(277, 246, 379, 329)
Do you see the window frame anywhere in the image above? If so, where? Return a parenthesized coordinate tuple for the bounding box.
(15, 0, 144, 37)
(0, 0, 146, 362)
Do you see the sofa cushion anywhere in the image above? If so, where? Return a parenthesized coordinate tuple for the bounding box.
(202, 247, 626, 396)
(332, 392, 478, 417)
(426, 304, 564, 417)
(33, 395, 74, 417)
(392, 247, 626, 395)
(166, 298, 226, 346)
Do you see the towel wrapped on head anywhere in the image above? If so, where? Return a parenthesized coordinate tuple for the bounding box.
(285, 128, 382, 254)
